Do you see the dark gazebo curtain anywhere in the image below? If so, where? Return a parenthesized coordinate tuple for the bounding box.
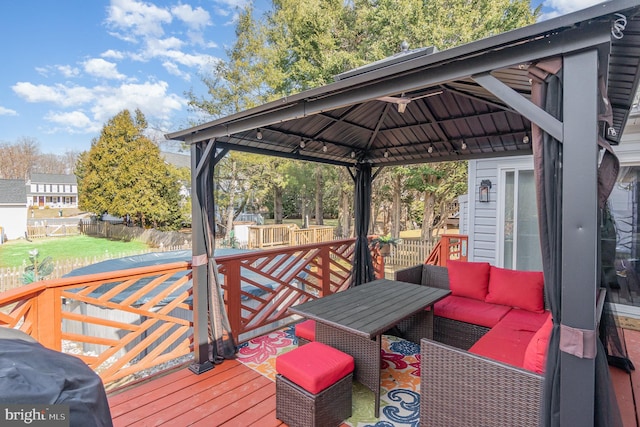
(198, 142, 236, 361)
(351, 163, 375, 287)
(530, 59, 624, 426)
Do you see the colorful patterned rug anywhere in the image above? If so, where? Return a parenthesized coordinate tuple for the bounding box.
(237, 325, 421, 427)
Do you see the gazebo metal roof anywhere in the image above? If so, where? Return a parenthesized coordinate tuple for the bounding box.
(167, 1, 640, 168)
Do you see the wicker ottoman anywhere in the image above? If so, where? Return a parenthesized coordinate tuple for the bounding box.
(276, 341, 354, 427)
(294, 319, 316, 346)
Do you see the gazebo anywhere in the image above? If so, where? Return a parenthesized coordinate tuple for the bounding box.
(167, 1, 640, 425)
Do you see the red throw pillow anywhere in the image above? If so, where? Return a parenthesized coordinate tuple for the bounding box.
(523, 313, 553, 374)
(447, 260, 491, 301)
(485, 266, 545, 313)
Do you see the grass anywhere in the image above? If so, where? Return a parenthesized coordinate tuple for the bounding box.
(0, 236, 149, 268)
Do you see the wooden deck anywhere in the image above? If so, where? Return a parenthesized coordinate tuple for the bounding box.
(108, 360, 284, 426)
(109, 329, 640, 427)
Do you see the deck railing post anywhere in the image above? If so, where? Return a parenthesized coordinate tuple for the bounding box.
(35, 288, 62, 351)
(225, 260, 242, 338)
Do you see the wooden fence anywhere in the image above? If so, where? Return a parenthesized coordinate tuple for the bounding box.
(27, 223, 81, 239)
(384, 239, 434, 267)
(247, 224, 335, 249)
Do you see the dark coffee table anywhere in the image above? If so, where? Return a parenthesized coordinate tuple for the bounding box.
(288, 278, 450, 417)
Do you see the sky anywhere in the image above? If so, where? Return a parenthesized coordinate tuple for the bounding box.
(0, 0, 609, 155)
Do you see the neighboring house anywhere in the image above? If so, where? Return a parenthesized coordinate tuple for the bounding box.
(461, 111, 640, 314)
(26, 173, 78, 209)
(0, 179, 27, 241)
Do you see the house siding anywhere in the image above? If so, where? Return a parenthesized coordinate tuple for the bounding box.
(466, 156, 535, 265)
(0, 179, 27, 241)
(26, 173, 78, 208)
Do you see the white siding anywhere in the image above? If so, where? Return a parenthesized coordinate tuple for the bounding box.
(466, 156, 534, 264)
(0, 205, 28, 241)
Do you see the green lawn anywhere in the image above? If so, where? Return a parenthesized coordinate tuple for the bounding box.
(0, 236, 149, 268)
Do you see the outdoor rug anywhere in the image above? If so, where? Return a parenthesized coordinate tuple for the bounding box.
(236, 325, 421, 427)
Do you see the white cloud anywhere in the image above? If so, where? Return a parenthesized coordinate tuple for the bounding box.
(45, 111, 99, 133)
(83, 58, 126, 80)
(171, 4, 211, 31)
(90, 81, 185, 125)
(57, 65, 81, 78)
(105, 0, 172, 40)
(162, 61, 191, 81)
(12, 82, 94, 107)
(102, 49, 125, 60)
(0, 106, 18, 116)
(18, 79, 187, 136)
(35, 65, 80, 78)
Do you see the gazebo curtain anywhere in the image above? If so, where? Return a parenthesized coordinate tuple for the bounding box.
(351, 163, 375, 287)
(198, 141, 236, 361)
(530, 59, 624, 426)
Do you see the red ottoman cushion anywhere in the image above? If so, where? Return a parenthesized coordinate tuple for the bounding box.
(276, 341, 354, 394)
(295, 319, 316, 341)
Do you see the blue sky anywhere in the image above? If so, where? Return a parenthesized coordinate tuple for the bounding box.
(0, 0, 604, 155)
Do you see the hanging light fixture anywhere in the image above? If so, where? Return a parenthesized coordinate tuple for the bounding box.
(384, 149, 389, 158)
(322, 142, 328, 153)
(256, 129, 263, 140)
(427, 145, 434, 154)
(523, 134, 530, 144)
(351, 151, 356, 158)
(300, 139, 306, 149)
(461, 141, 467, 150)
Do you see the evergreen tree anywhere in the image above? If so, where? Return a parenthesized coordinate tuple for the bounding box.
(76, 109, 183, 230)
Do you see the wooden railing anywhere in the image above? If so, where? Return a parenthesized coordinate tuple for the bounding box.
(0, 262, 194, 386)
(216, 239, 357, 342)
(0, 239, 371, 387)
(425, 234, 468, 266)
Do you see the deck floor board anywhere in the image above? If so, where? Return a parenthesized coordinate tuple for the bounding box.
(109, 330, 640, 427)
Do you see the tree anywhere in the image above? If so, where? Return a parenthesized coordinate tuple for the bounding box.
(76, 109, 183, 230)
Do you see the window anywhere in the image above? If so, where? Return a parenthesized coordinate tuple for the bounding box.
(500, 169, 542, 271)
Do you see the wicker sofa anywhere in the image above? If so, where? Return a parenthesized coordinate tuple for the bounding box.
(396, 262, 606, 426)
(395, 262, 548, 427)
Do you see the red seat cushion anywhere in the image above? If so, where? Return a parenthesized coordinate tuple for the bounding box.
(434, 295, 512, 328)
(295, 319, 316, 341)
(276, 341, 354, 394)
(485, 266, 545, 313)
(469, 310, 550, 368)
(447, 260, 491, 301)
(523, 314, 553, 374)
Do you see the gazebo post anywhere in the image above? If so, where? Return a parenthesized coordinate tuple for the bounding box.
(189, 140, 214, 374)
(560, 48, 599, 426)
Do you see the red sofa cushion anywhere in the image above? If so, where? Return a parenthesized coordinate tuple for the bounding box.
(523, 314, 553, 374)
(276, 341, 354, 394)
(434, 295, 512, 328)
(295, 319, 316, 342)
(447, 260, 491, 301)
(485, 266, 545, 313)
(469, 310, 550, 368)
